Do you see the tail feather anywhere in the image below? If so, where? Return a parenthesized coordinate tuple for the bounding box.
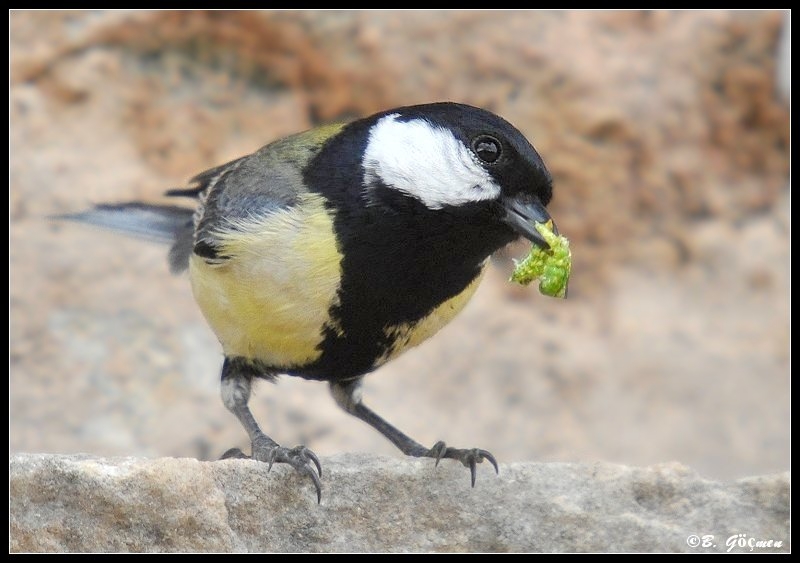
(55, 203, 195, 273)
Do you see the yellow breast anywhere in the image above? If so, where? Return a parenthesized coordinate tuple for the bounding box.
(189, 193, 342, 367)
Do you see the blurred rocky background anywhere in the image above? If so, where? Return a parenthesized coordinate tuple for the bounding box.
(10, 10, 789, 484)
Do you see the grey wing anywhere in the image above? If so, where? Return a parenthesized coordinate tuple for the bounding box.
(169, 139, 312, 269)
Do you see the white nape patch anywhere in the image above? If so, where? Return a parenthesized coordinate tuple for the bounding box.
(362, 114, 501, 209)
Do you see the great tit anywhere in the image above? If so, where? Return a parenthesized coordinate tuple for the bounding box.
(62, 102, 557, 502)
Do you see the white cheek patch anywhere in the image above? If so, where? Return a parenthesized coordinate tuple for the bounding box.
(362, 114, 501, 209)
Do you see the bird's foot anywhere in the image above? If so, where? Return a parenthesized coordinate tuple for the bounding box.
(221, 439, 322, 503)
(424, 440, 499, 487)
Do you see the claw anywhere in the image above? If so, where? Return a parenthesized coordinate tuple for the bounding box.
(469, 459, 477, 488)
(304, 464, 323, 504)
(283, 448, 322, 503)
(481, 449, 500, 475)
(424, 443, 499, 486)
(463, 449, 498, 487)
(303, 447, 323, 479)
(430, 441, 447, 468)
(266, 450, 276, 473)
(222, 443, 324, 502)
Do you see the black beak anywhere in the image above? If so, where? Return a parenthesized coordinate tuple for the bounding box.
(501, 196, 556, 249)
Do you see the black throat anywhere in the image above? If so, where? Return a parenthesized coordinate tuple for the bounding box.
(300, 128, 516, 380)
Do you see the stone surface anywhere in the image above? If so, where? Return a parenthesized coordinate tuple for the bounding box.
(10, 10, 789, 489)
(9, 453, 790, 553)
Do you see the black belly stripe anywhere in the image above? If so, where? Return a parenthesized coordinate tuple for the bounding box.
(291, 119, 518, 382)
(295, 193, 514, 381)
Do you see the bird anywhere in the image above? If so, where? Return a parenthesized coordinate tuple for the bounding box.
(61, 102, 558, 502)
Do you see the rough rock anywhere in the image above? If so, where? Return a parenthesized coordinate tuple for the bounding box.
(9, 453, 790, 553)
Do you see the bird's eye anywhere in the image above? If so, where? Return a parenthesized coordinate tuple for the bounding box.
(471, 135, 502, 164)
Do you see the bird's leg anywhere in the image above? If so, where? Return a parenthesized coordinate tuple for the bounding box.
(330, 379, 498, 487)
(219, 358, 322, 502)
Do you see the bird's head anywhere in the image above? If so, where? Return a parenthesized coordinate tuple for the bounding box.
(358, 102, 556, 250)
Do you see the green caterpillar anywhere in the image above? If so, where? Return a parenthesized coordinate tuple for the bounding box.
(509, 220, 571, 298)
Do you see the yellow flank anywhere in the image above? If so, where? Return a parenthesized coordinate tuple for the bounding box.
(375, 265, 488, 367)
(189, 193, 342, 366)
